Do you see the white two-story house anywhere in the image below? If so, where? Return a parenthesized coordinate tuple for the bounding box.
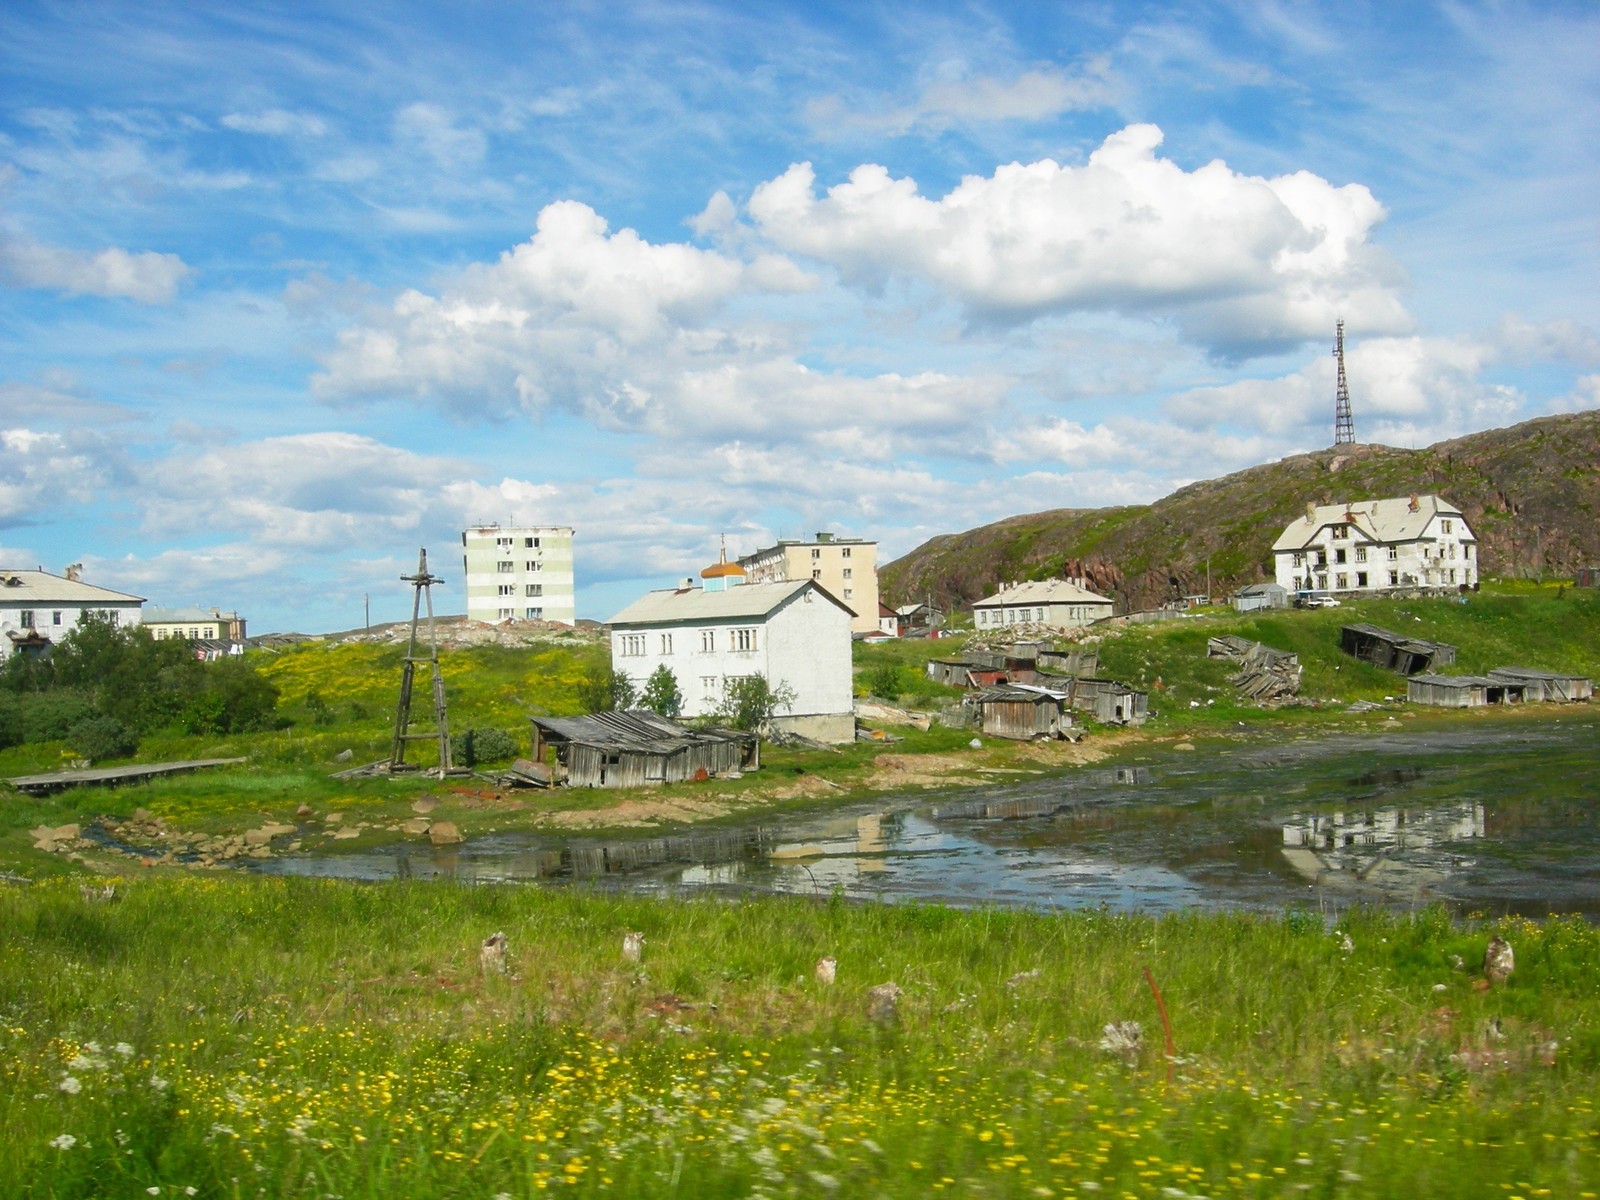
(607, 576, 855, 743)
(1273, 494, 1477, 598)
(1, 566, 144, 651)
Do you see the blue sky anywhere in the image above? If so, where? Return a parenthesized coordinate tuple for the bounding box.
(2, 1, 1596, 631)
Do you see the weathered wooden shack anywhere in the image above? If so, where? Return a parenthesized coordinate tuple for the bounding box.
(925, 658, 975, 687)
(1406, 674, 1527, 708)
(1065, 677, 1149, 725)
(528, 711, 758, 788)
(1035, 648, 1100, 678)
(1231, 582, 1289, 612)
(1340, 623, 1457, 675)
(971, 684, 1074, 741)
(1486, 667, 1594, 703)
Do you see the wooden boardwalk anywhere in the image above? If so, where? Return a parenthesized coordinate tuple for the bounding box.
(5, 758, 248, 796)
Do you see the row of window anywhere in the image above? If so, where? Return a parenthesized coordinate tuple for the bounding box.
(496, 560, 544, 572)
(495, 584, 545, 597)
(496, 607, 543, 619)
(13, 609, 121, 629)
(1294, 567, 1471, 591)
(617, 627, 760, 656)
(492, 536, 542, 549)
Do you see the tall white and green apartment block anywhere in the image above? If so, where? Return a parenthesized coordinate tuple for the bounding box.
(461, 525, 576, 625)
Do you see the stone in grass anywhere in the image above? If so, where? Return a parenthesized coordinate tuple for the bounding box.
(867, 982, 902, 1025)
(428, 821, 462, 846)
(480, 931, 508, 974)
(815, 956, 837, 986)
(331, 827, 362, 841)
(412, 796, 439, 815)
(1099, 1021, 1143, 1058)
(403, 818, 432, 836)
(622, 931, 645, 963)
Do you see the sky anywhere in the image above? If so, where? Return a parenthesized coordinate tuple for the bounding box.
(1, 1, 1596, 632)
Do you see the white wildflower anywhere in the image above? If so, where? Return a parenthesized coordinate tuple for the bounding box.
(58, 1076, 82, 1095)
(148, 1188, 161, 1196)
(50, 1133, 77, 1150)
(114, 1042, 135, 1058)
(149, 1075, 169, 1091)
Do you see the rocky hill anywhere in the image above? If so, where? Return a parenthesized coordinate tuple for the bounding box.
(881, 410, 1600, 614)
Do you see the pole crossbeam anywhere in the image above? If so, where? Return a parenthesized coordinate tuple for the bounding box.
(388, 548, 458, 776)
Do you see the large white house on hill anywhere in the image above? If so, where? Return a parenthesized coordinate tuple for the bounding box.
(1, 566, 144, 651)
(973, 579, 1114, 631)
(1273, 494, 1477, 597)
(608, 576, 855, 743)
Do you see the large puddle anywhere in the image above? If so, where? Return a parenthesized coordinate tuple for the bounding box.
(250, 716, 1600, 917)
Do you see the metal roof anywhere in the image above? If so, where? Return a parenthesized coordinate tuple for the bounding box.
(144, 606, 240, 623)
(974, 579, 1113, 607)
(1273, 494, 1469, 552)
(0, 569, 144, 604)
(608, 579, 850, 626)
(531, 710, 753, 753)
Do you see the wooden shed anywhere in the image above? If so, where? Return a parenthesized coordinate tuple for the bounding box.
(1065, 677, 1150, 725)
(1341, 623, 1457, 675)
(1035, 648, 1100, 678)
(1486, 667, 1594, 703)
(528, 711, 758, 788)
(1231, 582, 1289, 612)
(971, 684, 1074, 741)
(1407, 674, 1527, 708)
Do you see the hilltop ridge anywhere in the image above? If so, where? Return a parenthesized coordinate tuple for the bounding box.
(882, 410, 1600, 613)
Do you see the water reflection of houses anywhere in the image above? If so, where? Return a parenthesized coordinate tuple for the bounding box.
(1280, 803, 1486, 896)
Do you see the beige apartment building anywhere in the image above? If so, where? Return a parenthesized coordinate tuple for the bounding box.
(738, 532, 879, 636)
(461, 524, 576, 625)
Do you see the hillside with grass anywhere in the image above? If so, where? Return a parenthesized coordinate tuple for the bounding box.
(881, 410, 1600, 613)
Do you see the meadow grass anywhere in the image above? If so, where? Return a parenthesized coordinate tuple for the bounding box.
(2, 876, 1597, 1197)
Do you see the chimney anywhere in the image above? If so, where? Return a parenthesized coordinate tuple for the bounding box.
(1304, 502, 1316, 524)
(64, 563, 83, 582)
(1408, 493, 1420, 513)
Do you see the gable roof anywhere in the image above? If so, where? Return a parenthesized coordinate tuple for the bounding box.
(975, 578, 1112, 608)
(1273, 494, 1467, 552)
(144, 607, 239, 624)
(607, 579, 852, 626)
(0, 569, 144, 605)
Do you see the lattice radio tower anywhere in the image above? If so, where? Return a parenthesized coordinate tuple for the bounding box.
(388, 547, 456, 775)
(1333, 319, 1355, 446)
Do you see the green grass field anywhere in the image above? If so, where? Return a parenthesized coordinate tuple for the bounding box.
(2, 878, 1597, 1197)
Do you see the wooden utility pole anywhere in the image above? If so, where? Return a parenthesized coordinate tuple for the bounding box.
(388, 548, 456, 775)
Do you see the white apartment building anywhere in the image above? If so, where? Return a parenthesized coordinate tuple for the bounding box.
(738, 532, 879, 636)
(1273, 495, 1477, 597)
(608, 577, 855, 743)
(1, 566, 144, 651)
(461, 524, 576, 625)
(972, 579, 1114, 631)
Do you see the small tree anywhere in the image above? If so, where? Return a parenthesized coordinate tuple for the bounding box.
(577, 664, 637, 713)
(714, 674, 796, 733)
(640, 664, 684, 718)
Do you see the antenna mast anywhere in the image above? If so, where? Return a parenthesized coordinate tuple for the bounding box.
(1333, 319, 1355, 446)
(388, 548, 458, 776)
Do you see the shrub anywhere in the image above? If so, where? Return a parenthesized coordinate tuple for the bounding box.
(713, 674, 796, 732)
(863, 663, 906, 701)
(451, 726, 519, 767)
(577, 664, 637, 713)
(67, 715, 139, 762)
(640, 664, 684, 717)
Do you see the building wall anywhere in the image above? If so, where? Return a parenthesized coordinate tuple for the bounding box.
(611, 587, 853, 738)
(1, 599, 143, 644)
(462, 525, 576, 625)
(973, 597, 1112, 631)
(741, 536, 879, 635)
(1275, 513, 1477, 595)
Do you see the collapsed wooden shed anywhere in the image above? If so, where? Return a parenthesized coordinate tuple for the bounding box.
(1340, 623, 1457, 675)
(1035, 648, 1100, 678)
(1485, 667, 1594, 703)
(1064, 677, 1149, 725)
(1406, 674, 1527, 708)
(528, 711, 759, 788)
(970, 684, 1074, 741)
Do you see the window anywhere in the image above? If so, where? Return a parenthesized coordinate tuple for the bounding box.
(842, 568, 852, 579)
(811, 548, 821, 559)
(52, 611, 62, 625)
(1332, 525, 1349, 539)
(522, 584, 540, 597)
(1292, 552, 1305, 568)
(1334, 548, 1346, 564)
(1441, 520, 1452, 534)
(1355, 547, 1367, 563)
(842, 547, 851, 558)
(700, 629, 715, 652)
(843, 588, 853, 600)
(1356, 572, 1368, 587)
(660, 633, 673, 654)
(1465, 544, 1473, 559)
(19, 610, 34, 627)
(811, 569, 821, 579)
(524, 536, 539, 548)
(496, 536, 513, 548)
(1335, 574, 1347, 589)
(1449, 568, 1457, 583)
(498, 584, 515, 596)
(498, 607, 514, 620)
(526, 560, 542, 572)
(190, 628, 200, 638)
(497, 560, 514, 573)
(526, 607, 542, 620)
(731, 627, 757, 651)
(701, 676, 719, 701)
(619, 634, 646, 657)
(1388, 571, 1400, 586)
(1387, 546, 1399, 560)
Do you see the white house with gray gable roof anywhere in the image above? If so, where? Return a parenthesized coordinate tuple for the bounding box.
(1273, 494, 1476, 598)
(0, 565, 144, 651)
(608, 576, 855, 743)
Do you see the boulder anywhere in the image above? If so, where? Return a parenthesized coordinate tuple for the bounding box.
(428, 821, 463, 846)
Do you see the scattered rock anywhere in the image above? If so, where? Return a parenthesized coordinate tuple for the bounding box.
(1006, 968, 1041, 988)
(1174, 742, 1196, 752)
(622, 931, 645, 962)
(1098, 1021, 1143, 1057)
(324, 812, 344, 824)
(867, 981, 902, 1025)
(815, 956, 837, 985)
(480, 931, 508, 974)
(403, 818, 433, 836)
(334, 749, 354, 762)
(295, 804, 314, 818)
(427, 821, 462, 846)
(412, 796, 439, 815)
(331, 827, 362, 841)
(1484, 935, 1515, 985)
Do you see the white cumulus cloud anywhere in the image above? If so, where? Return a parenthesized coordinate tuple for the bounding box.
(0, 236, 191, 303)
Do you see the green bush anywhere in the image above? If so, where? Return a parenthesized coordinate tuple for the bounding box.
(640, 664, 683, 717)
(66, 715, 139, 762)
(451, 726, 519, 767)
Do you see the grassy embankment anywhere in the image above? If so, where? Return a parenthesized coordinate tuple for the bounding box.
(3, 876, 1598, 1198)
(2, 581, 1597, 876)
